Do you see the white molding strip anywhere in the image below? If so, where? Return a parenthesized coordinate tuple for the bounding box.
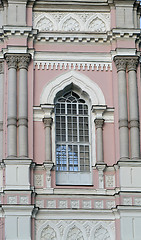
(34, 61, 112, 71)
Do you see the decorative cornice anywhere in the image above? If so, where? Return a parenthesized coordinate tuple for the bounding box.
(18, 54, 31, 70)
(34, 61, 112, 71)
(94, 119, 105, 129)
(127, 57, 139, 72)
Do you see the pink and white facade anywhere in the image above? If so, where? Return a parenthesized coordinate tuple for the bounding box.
(0, 0, 141, 239)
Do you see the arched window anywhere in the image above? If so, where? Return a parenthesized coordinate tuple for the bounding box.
(55, 89, 92, 185)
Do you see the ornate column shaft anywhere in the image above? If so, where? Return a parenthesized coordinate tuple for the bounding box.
(127, 57, 140, 159)
(5, 55, 18, 157)
(43, 118, 53, 162)
(114, 57, 129, 160)
(94, 118, 104, 163)
(0, 61, 4, 160)
(18, 54, 31, 157)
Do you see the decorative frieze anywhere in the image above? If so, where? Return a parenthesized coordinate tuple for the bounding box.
(82, 200, 91, 209)
(33, 12, 110, 33)
(34, 61, 112, 71)
(34, 197, 118, 210)
(47, 200, 56, 208)
(95, 200, 103, 209)
(58, 200, 67, 209)
(123, 197, 132, 205)
(36, 220, 115, 240)
(71, 200, 79, 209)
(134, 198, 141, 205)
(36, 200, 44, 208)
(8, 196, 17, 204)
(106, 201, 116, 209)
(20, 196, 28, 204)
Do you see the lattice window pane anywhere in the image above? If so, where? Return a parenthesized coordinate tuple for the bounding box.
(55, 91, 90, 172)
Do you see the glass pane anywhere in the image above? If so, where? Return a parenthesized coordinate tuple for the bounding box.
(55, 91, 90, 173)
(67, 104, 71, 114)
(56, 145, 67, 171)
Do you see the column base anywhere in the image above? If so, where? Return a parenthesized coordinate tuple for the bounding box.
(3, 158, 32, 190)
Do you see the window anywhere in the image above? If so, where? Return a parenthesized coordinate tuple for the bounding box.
(55, 90, 92, 185)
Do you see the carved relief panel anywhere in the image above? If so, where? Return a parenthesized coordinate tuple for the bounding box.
(33, 12, 110, 33)
(36, 219, 115, 240)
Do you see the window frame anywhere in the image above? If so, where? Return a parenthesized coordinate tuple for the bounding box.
(54, 88, 93, 185)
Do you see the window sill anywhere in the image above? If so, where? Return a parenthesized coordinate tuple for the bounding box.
(56, 171, 92, 185)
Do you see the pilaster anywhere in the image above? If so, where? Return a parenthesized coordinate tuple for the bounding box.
(18, 54, 31, 157)
(127, 57, 140, 159)
(0, 61, 4, 161)
(114, 56, 129, 160)
(5, 54, 18, 158)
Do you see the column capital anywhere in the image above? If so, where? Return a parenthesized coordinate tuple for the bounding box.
(5, 54, 18, 69)
(43, 118, 53, 127)
(127, 56, 139, 72)
(114, 56, 126, 72)
(18, 54, 31, 70)
(94, 118, 104, 129)
(0, 61, 4, 74)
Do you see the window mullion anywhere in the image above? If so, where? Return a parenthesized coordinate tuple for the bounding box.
(77, 102, 80, 171)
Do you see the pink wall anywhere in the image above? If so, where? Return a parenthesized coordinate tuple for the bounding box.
(34, 68, 114, 107)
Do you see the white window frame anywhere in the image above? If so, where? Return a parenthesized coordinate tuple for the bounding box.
(55, 89, 92, 185)
(34, 71, 106, 185)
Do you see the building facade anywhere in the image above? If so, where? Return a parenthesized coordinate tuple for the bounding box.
(0, 0, 141, 239)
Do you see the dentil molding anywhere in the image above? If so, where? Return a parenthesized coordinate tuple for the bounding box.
(34, 61, 112, 71)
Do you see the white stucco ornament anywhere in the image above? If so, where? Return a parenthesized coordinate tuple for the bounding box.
(36, 17, 54, 31)
(33, 12, 110, 32)
(41, 226, 57, 240)
(94, 225, 111, 240)
(67, 226, 84, 240)
(62, 17, 80, 31)
(88, 18, 106, 32)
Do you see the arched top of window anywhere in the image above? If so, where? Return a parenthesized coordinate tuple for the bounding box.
(40, 71, 105, 105)
(57, 91, 85, 103)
